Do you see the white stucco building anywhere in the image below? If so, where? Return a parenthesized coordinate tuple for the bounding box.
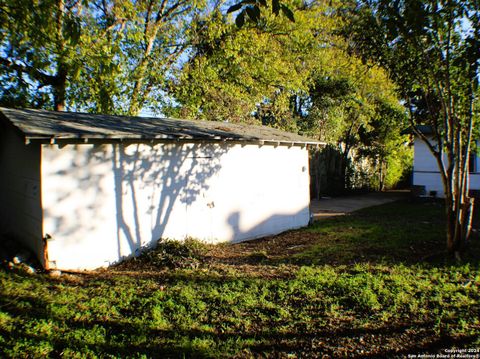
(0, 108, 321, 270)
(412, 126, 480, 197)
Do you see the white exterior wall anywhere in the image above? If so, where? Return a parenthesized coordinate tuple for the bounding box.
(0, 122, 44, 265)
(42, 142, 310, 270)
(413, 138, 480, 197)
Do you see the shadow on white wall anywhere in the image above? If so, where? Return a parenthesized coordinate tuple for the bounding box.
(42, 142, 309, 269)
(111, 142, 227, 259)
(226, 207, 309, 244)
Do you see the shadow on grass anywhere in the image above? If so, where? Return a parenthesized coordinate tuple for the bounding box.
(1, 281, 478, 358)
(198, 199, 480, 270)
(301, 199, 480, 267)
(1, 200, 479, 357)
(0, 291, 221, 357)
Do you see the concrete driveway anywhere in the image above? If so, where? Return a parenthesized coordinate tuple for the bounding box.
(310, 191, 409, 220)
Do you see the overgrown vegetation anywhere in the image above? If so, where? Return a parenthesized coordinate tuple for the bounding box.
(1, 200, 479, 357)
(0, 0, 412, 192)
(140, 238, 207, 270)
(346, 0, 480, 254)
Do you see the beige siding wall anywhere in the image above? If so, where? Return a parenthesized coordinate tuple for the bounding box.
(0, 122, 43, 265)
(42, 142, 310, 270)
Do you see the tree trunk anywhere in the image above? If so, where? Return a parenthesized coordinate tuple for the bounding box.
(445, 195, 457, 253)
(378, 159, 385, 191)
(445, 190, 474, 256)
(54, 0, 67, 112)
(53, 66, 67, 111)
(461, 197, 474, 247)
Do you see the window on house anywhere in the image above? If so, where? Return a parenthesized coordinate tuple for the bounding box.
(469, 152, 476, 173)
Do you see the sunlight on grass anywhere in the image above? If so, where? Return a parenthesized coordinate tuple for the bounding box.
(1, 200, 479, 357)
(297, 201, 448, 265)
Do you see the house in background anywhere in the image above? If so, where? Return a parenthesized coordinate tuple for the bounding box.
(0, 108, 322, 271)
(411, 125, 480, 197)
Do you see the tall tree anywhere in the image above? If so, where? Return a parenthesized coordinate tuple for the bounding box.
(0, 0, 82, 110)
(358, 99, 411, 191)
(69, 0, 205, 115)
(0, 0, 204, 115)
(346, 0, 479, 255)
(166, 1, 327, 125)
(170, 0, 410, 191)
(292, 41, 407, 191)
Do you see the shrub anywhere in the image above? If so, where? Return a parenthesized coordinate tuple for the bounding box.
(144, 238, 207, 269)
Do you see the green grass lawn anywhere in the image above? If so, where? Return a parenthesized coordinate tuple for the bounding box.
(1, 200, 479, 357)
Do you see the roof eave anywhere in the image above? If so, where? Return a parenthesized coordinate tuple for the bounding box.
(24, 135, 325, 147)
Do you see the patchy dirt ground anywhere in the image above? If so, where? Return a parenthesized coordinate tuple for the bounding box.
(209, 230, 320, 259)
(1, 200, 479, 358)
(103, 199, 480, 280)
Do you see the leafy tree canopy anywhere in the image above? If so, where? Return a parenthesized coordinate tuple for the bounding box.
(0, 0, 411, 191)
(344, 0, 479, 253)
(0, 0, 206, 115)
(165, 0, 327, 126)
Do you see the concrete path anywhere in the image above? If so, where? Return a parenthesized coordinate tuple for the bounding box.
(310, 191, 409, 220)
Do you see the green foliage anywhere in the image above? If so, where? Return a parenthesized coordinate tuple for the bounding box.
(0, 0, 206, 114)
(345, 0, 480, 249)
(227, 0, 295, 26)
(69, 0, 206, 115)
(143, 238, 208, 269)
(167, 1, 410, 190)
(357, 99, 412, 189)
(0, 0, 81, 109)
(383, 144, 413, 189)
(0, 0, 417, 192)
(167, 2, 323, 125)
(307, 74, 412, 192)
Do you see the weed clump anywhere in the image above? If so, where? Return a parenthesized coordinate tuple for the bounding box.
(144, 238, 207, 269)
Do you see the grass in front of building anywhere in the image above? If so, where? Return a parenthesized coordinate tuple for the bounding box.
(1, 200, 479, 357)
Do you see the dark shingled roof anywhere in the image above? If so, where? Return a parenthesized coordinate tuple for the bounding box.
(401, 125, 434, 136)
(0, 107, 323, 146)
